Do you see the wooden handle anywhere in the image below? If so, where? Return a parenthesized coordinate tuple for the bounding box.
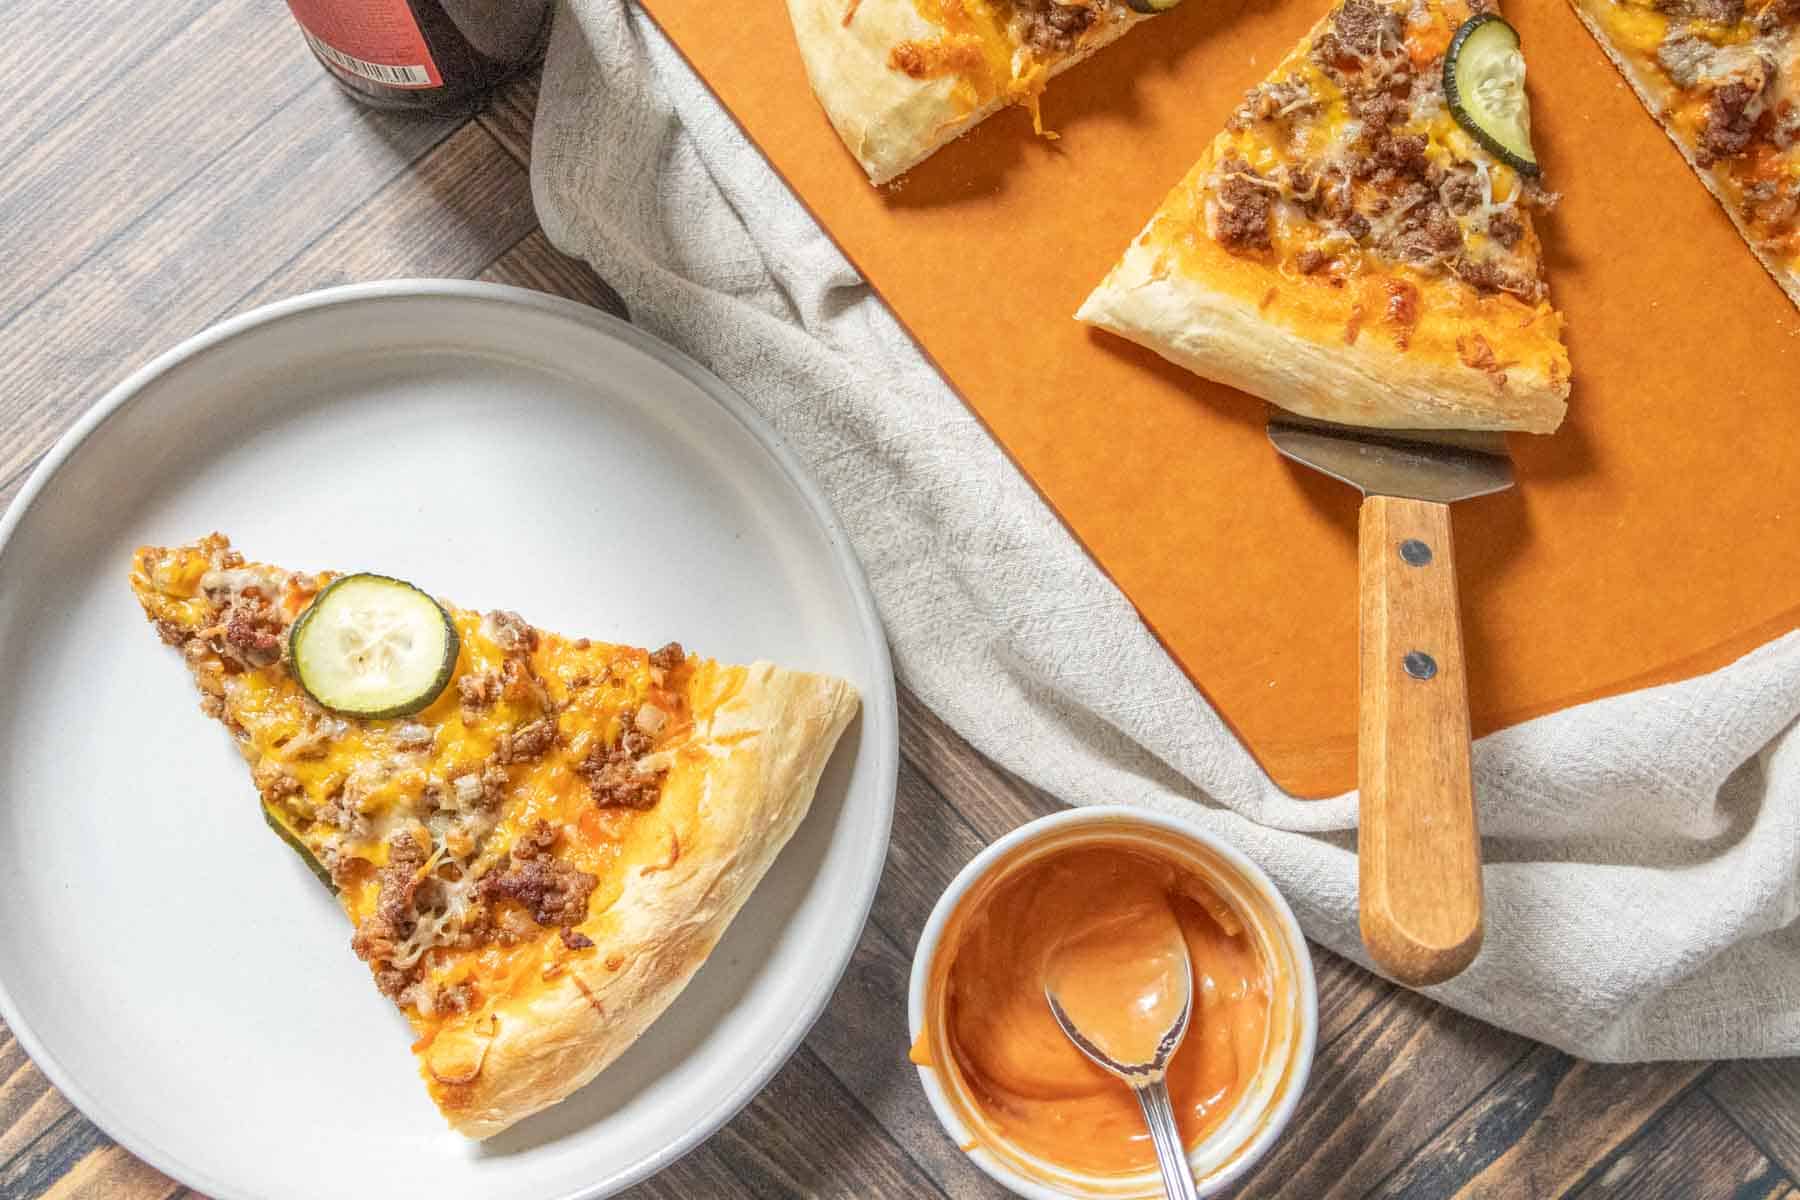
(1357, 495, 1484, 986)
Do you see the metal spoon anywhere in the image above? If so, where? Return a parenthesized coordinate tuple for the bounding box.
(1045, 930, 1200, 1200)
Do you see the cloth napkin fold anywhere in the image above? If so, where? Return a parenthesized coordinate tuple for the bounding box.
(531, 0, 1800, 1059)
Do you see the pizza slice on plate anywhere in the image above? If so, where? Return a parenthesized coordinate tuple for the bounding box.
(1568, 0, 1800, 307)
(131, 535, 859, 1138)
(786, 0, 1174, 185)
(1078, 0, 1572, 432)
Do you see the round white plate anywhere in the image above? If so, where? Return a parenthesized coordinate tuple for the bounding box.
(0, 281, 897, 1199)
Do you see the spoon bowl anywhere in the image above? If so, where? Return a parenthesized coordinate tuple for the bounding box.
(1044, 917, 1201, 1200)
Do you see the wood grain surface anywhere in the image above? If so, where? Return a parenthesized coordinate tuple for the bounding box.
(1356, 496, 1482, 987)
(0, 5, 1792, 1198)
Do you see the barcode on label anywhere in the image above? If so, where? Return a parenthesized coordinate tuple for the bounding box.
(302, 30, 433, 87)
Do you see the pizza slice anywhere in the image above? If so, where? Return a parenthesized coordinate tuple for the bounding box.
(786, 0, 1172, 185)
(1078, 0, 1572, 432)
(1568, 0, 1800, 307)
(131, 535, 859, 1138)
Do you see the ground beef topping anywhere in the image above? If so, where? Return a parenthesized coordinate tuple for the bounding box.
(1314, 0, 1403, 67)
(1659, 0, 1745, 22)
(1486, 210, 1525, 248)
(483, 610, 538, 654)
(583, 745, 666, 810)
(351, 830, 432, 998)
(1439, 167, 1484, 214)
(1453, 254, 1546, 302)
(1012, 0, 1101, 55)
(495, 718, 556, 765)
(458, 669, 501, 713)
(1227, 78, 1317, 130)
(1699, 80, 1764, 164)
(1384, 200, 1465, 264)
(1212, 159, 1275, 251)
(477, 821, 598, 931)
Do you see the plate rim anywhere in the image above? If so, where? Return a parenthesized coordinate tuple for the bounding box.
(0, 278, 899, 1200)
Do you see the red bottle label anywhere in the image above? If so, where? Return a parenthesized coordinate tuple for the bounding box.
(287, 0, 443, 89)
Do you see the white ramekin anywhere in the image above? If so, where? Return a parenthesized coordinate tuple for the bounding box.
(909, 806, 1318, 1199)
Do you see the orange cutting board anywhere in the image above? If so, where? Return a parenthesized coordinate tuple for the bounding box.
(637, 0, 1800, 797)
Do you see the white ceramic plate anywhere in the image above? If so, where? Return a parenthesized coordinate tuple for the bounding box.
(0, 281, 897, 1199)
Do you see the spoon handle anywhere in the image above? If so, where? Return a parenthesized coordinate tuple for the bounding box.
(1135, 1080, 1200, 1200)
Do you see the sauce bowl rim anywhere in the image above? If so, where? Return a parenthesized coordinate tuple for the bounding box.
(907, 804, 1319, 1200)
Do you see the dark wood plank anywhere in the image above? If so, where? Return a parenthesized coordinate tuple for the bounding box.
(0, 465, 33, 515)
(1373, 1047, 1708, 1199)
(698, 1045, 946, 1199)
(800, 920, 1009, 1197)
(1709, 1060, 1800, 1182)
(0, 1110, 109, 1200)
(617, 1140, 751, 1199)
(0, 2, 326, 318)
(479, 229, 631, 322)
(1312, 947, 1394, 1052)
(37, 1144, 183, 1200)
(476, 73, 540, 168)
(896, 690, 1057, 842)
(1234, 987, 1532, 1199)
(0, 0, 220, 171)
(1577, 1092, 1797, 1199)
(0, 1060, 75, 1168)
(236, 122, 535, 310)
(0, 83, 458, 484)
(869, 755, 989, 947)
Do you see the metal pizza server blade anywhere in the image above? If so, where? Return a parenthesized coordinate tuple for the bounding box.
(1266, 405, 1513, 988)
(1265, 411, 1514, 503)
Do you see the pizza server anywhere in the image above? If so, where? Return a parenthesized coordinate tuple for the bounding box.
(1267, 410, 1513, 987)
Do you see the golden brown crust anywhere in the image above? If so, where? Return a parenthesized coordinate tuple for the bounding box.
(784, 0, 1148, 184)
(425, 662, 859, 1138)
(130, 537, 861, 1141)
(1076, 0, 1573, 433)
(1076, 213, 1571, 432)
(1565, 0, 1800, 309)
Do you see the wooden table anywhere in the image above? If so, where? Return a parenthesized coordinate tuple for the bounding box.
(2, 5, 1796, 1198)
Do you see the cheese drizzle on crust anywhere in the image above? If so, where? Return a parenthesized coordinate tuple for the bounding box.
(786, 0, 1152, 185)
(1079, 0, 1572, 433)
(131, 535, 860, 1138)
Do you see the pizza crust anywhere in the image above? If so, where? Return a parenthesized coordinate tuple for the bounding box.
(1077, 235, 1570, 433)
(1566, 0, 1800, 310)
(423, 662, 859, 1138)
(785, 0, 1148, 185)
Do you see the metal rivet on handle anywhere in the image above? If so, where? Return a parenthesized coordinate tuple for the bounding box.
(1403, 651, 1438, 680)
(1399, 539, 1433, 566)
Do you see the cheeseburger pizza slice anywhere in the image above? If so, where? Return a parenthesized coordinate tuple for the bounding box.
(1079, 0, 1572, 432)
(787, 0, 1172, 185)
(1568, 0, 1800, 307)
(131, 535, 858, 1138)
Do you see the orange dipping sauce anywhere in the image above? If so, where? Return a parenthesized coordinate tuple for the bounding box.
(937, 844, 1272, 1177)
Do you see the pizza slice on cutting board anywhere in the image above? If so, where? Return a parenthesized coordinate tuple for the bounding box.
(1567, 0, 1800, 307)
(785, 0, 1176, 185)
(1078, 0, 1573, 432)
(131, 534, 858, 1138)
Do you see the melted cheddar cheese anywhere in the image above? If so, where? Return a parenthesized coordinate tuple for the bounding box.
(1576, 0, 1800, 278)
(1135, 0, 1568, 382)
(890, 0, 1121, 132)
(130, 535, 723, 1045)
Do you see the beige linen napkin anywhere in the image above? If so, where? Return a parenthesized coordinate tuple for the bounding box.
(529, 0, 1800, 1058)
